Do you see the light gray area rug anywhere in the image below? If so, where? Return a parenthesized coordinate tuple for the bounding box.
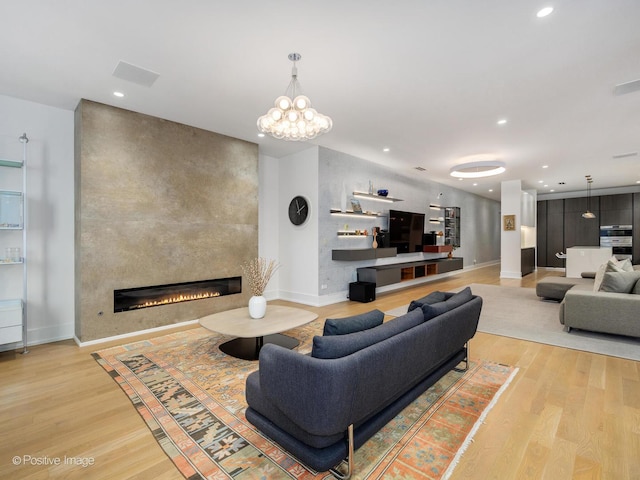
(385, 283, 640, 361)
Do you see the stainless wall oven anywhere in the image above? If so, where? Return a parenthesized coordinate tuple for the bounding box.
(600, 225, 633, 260)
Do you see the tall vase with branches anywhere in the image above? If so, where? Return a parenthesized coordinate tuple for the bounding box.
(242, 258, 279, 318)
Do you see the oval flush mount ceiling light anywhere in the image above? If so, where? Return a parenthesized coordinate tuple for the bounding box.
(450, 160, 506, 178)
(537, 6, 554, 18)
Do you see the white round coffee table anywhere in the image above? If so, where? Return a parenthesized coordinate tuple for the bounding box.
(199, 305, 318, 360)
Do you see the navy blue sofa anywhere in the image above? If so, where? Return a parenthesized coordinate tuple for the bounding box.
(245, 288, 482, 478)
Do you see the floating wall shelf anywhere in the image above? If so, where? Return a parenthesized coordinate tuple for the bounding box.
(332, 247, 397, 261)
(337, 231, 371, 237)
(352, 191, 403, 203)
(0, 159, 23, 168)
(423, 245, 453, 253)
(330, 209, 384, 218)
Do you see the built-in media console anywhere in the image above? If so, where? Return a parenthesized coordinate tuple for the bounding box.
(332, 207, 463, 289)
(357, 258, 463, 287)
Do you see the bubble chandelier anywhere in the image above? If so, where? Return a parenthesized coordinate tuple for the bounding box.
(257, 53, 332, 141)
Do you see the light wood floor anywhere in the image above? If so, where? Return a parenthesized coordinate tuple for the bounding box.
(0, 264, 638, 479)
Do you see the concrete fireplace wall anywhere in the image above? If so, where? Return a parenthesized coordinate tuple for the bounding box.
(74, 100, 258, 342)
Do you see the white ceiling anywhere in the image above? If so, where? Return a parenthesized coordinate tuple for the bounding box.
(2, 0, 639, 201)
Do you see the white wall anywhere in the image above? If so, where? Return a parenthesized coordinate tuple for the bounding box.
(258, 153, 280, 299)
(276, 147, 320, 304)
(0, 95, 75, 349)
(500, 179, 523, 278)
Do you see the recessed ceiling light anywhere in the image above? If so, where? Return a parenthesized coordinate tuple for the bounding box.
(636, 180, 640, 184)
(550, 189, 555, 192)
(472, 183, 478, 186)
(538, 180, 544, 183)
(544, 184, 549, 187)
(383, 147, 390, 152)
(537, 6, 554, 18)
(257, 133, 265, 138)
(450, 160, 506, 178)
(542, 165, 549, 169)
(489, 189, 494, 192)
(497, 119, 507, 125)
(113, 91, 125, 98)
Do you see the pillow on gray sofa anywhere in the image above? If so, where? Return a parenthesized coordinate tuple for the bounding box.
(323, 309, 384, 336)
(619, 258, 634, 272)
(421, 286, 473, 321)
(407, 291, 448, 312)
(599, 270, 640, 294)
(312, 308, 424, 359)
(594, 259, 634, 291)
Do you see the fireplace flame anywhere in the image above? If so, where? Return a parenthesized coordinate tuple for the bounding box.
(134, 291, 221, 309)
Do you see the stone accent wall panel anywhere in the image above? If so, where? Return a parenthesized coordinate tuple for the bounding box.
(75, 100, 258, 341)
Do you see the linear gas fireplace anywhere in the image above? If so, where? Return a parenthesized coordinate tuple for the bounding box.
(114, 277, 242, 312)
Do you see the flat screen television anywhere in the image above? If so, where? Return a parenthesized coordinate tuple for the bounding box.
(389, 209, 425, 253)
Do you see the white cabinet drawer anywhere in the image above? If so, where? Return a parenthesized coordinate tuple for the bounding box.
(0, 325, 22, 344)
(0, 300, 22, 328)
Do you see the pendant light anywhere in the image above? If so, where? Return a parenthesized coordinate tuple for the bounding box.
(582, 175, 596, 219)
(257, 53, 332, 141)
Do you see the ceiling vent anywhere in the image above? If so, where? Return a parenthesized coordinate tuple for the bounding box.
(414, 166, 427, 171)
(112, 61, 160, 87)
(612, 151, 638, 159)
(613, 78, 640, 96)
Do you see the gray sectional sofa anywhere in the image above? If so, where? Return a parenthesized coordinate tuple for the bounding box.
(560, 282, 640, 337)
(245, 287, 482, 478)
(536, 259, 640, 338)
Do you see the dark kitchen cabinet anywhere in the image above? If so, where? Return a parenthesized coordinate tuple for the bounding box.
(563, 196, 600, 248)
(599, 194, 633, 225)
(547, 199, 565, 267)
(521, 247, 535, 276)
(538, 193, 639, 267)
(537, 200, 547, 266)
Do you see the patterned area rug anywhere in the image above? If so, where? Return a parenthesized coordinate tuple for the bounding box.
(93, 320, 517, 479)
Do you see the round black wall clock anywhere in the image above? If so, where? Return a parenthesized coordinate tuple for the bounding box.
(288, 196, 309, 226)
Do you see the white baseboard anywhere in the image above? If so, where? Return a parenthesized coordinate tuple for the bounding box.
(0, 323, 75, 353)
(74, 319, 200, 348)
(500, 270, 523, 279)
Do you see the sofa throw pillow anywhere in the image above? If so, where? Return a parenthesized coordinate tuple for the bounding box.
(616, 258, 634, 272)
(407, 291, 447, 312)
(593, 263, 607, 291)
(598, 270, 640, 294)
(608, 255, 622, 266)
(323, 309, 384, 336)
(632, 278, 640, 295)
(420, 301, 451, 321)
(593, 259, 631, 291)
(445, 286, 473, 309)
(312, 308, 424, 359)
(420, 286, 473, 321)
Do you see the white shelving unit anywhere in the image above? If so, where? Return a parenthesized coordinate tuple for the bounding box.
(0, 133, 28, 353)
